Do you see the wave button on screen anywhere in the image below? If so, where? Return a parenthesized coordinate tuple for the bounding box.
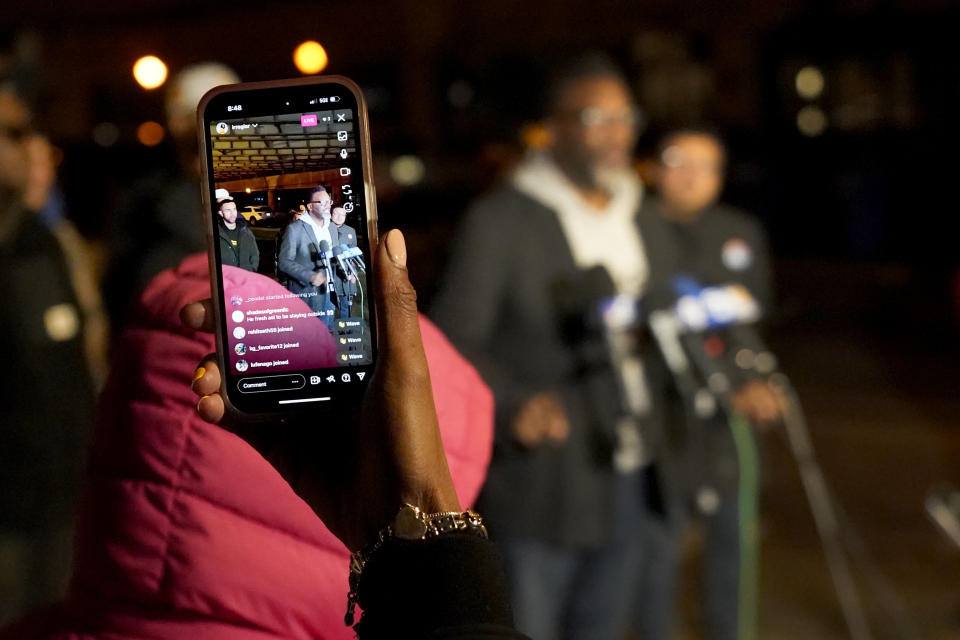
(238, 374, 306, 393)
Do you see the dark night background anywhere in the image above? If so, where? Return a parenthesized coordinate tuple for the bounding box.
(2, 1, 958, 637)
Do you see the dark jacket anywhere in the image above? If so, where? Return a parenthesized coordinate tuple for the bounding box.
(331, 222, 359, 299)
(430, 186, 673, 547)
(335, 221, 358, 247)
(277, 218, 340, 289)
(217, 217, 259, 272)
(639, 200, 772, 315)
(0, 207, 94, 530)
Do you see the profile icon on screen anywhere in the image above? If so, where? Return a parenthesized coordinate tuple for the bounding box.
(216, 122, 229, 135)
(234, 342, 247, 356)
(236, 359, 249, 372)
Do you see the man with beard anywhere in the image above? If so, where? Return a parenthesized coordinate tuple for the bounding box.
(278, 186, 339, 327)
(214, 188, 259, 272)
(431, 55, 677, 640)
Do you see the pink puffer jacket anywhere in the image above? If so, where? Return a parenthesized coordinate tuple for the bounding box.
(2, 254, 493, 640)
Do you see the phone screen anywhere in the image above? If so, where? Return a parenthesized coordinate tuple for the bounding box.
(200, 78, 376, 414)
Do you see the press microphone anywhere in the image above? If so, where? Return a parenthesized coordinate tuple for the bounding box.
(334, 245, 359, 280)
(340, 245, 366, 271)
(550, 265, 618, 343)
(652, 275, 777, 408)
(346, 247, 365, 273)
(331, 245, 347, 276)
(679, 331, 737, 400)
(318, 240, 331, 270)
(672, 276, 761, 333)
(336, 245, 358, 273)
(728, 323, 778, 376)
(649, 309, 718, 419)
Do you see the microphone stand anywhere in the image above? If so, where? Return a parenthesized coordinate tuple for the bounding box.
(649, 314, 922, 640)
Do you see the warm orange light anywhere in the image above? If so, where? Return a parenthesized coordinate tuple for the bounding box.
(137, 121, 165, 146)
(133, 55, 168, 90)
(245, 187, 252, 194)
(294, 41, 328, 75)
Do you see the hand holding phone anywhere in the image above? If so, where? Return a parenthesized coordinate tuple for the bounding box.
(183, 230, 461, 552)
(198, 76, 378, 417)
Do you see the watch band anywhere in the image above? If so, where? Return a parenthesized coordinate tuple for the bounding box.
(345, 503, 488, 627)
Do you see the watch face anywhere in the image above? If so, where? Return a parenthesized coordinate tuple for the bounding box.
(394, 504, 427, 540)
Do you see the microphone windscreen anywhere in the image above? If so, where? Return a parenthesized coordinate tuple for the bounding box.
(319, 240, 330, 252)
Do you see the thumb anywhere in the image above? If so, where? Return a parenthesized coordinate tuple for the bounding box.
(374, 229, 425, 365)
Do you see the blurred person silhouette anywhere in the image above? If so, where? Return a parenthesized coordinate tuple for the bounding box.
(102, 62, 239, 332)
(638, 128, 781, 640)
(0, 80, 95, 624)
(24, 133, 109, 387)
(431, 54, 680, 640)
(214, 188, 259, 271)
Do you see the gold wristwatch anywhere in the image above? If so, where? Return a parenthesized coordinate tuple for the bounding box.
(344, 503, 488, 627)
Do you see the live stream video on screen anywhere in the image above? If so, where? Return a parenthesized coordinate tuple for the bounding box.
(210, 108, 372, 377)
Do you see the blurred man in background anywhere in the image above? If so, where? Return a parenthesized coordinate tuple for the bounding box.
(331, 205, 357, 247)
(215, 188, 259, 272)
(103, 62, 238, 331)
(0, 78, 95, 625)
(639, 128, 781, 640)
(432, 54, 678, 640)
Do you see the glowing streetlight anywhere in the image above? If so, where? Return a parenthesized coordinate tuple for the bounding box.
(133, 55, 168, 90)
(294, 41, 328, 75)
(389, 155, 425, 186)
(795, 66, 825, 100)
(137, 121, 165, 146)
(797, 106, 828, 137)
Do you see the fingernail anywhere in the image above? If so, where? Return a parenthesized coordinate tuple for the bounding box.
(193, 367, 206, 382)
(384, 229, 406, 267)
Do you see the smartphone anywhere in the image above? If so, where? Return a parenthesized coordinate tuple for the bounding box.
(197, 76, 377, 416)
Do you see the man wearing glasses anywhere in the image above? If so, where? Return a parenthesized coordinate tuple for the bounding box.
(432, 55, 677, 640)
(277, 185, 339, 327)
